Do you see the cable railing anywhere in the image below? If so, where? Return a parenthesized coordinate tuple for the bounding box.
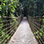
(0, 16, 21, 44)
(28, 16, 44, 44)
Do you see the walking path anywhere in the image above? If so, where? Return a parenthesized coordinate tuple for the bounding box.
(8, 17, 38, 44)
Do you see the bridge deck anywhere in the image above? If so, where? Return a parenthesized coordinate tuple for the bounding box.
(8, 17, 38, 44)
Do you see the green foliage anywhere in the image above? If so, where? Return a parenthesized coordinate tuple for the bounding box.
(0, 0, 21, 44)
(34, 28, 44, 39)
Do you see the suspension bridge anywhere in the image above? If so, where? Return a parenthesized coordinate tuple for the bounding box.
(0, 0, 44, 44)
(8, 17, 38, 44)
(0, 16, 44, 44)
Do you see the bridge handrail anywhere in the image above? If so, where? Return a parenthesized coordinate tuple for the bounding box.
(0, 16, 21, 44)
(28, 16, 44, 44)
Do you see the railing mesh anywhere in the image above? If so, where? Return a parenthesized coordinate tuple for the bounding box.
(0, 16, 21, 44)
(28, 16, 44, 44)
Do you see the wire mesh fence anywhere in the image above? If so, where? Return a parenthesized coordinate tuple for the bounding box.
(28, 16, 44, 44)
(0, 0, 22, 44)
(0, 16, 21, 44)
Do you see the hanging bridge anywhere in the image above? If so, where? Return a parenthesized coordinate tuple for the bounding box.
(0, 0, 44, 44)
(0, 16, 44, 44)
(8, 17, 38, 44)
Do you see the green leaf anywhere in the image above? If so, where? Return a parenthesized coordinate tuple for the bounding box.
(3, 3, 6, 6)
(0, 5, 2, 11)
